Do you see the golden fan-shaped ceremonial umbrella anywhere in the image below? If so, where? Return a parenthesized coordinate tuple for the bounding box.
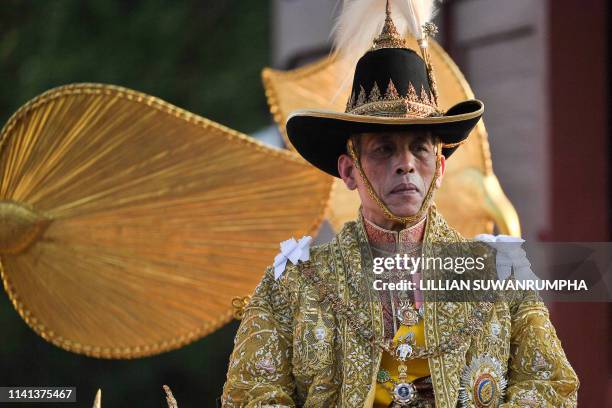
(0, 83, 332, 358)
(262, 38, 520, 237)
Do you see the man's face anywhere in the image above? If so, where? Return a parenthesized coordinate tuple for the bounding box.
(338, 131, 445, 224)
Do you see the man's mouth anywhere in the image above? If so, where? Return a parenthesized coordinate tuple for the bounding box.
(389, 182, 419, 195)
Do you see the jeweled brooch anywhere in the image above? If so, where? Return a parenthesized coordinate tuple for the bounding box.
(459, 355, 507, 408)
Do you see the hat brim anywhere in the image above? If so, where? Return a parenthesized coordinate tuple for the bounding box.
(286, 99, 484, 178)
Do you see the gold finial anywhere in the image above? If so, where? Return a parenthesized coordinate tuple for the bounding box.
(417, 22, 440, 106)
(372, 0, 407, 50)
(163, 385, 179, 408)
(92, 389, 101, 408)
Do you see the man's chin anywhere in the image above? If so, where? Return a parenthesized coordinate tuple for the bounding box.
(387, 204, 422, 218)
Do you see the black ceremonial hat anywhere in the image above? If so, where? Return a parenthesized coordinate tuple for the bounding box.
(286, 7, 483, 178)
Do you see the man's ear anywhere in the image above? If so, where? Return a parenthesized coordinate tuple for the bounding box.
(435, 154, 446, 189)
(338, 154, 358, 190)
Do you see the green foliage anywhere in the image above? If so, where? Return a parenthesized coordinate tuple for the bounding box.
(0, 0, 271, 133)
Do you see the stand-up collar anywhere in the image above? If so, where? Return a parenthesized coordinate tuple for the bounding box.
(362, 212, 426, 250)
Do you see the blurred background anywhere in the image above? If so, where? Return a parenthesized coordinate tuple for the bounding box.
(0, 0, 609, 406)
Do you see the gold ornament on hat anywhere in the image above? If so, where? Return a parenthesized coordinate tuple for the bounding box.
(372, 0, 408, 50)
(345, 79, 440, 118)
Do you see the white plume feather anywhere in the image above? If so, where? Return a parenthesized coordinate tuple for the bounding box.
(332, 0, 439, 65)
(397, 0, 437, 42)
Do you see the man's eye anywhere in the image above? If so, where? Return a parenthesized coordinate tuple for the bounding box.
(374, 145, 392, 153)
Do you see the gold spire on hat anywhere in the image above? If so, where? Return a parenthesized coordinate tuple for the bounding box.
(372, 0, 407, 50)
(367, 1, 441, 106)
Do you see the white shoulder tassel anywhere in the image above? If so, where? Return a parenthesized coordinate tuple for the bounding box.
(273, 236, 312, 280)
(474, 234, 540, 283)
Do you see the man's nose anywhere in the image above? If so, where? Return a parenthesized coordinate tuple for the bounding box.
(395, 149, 416, 175)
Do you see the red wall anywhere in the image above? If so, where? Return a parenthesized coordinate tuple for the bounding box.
(548, 0, 609, 406)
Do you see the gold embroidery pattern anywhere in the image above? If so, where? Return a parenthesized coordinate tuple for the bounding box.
(421, 211, 472, 408)
(339, 219, 384, 406)
(356, 85, 367, 107)
(385, 79, 400, 100)
(369, 82, 382, 103)
(504, 300, 579, 407)
(222, 267, 297, 407)
(346, 79, 440, 118)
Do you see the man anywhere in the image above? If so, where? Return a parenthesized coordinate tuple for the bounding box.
(222, 3, 578, 407)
